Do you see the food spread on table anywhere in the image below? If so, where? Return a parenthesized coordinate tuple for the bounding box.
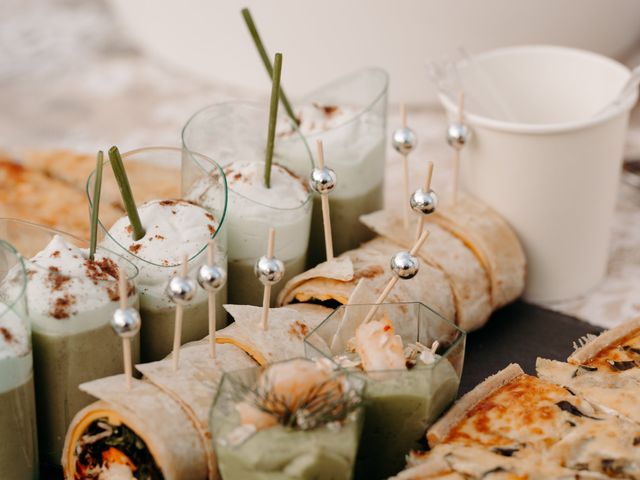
(1, 5, 639, 480)
(393, 315, 640, 478)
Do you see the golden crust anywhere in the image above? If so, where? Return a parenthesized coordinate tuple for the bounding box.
(0, 159, 123, 239)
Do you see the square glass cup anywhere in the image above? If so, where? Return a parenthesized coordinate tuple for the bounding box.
(304, 302, 465, 480)
(210, 358, 365, 480)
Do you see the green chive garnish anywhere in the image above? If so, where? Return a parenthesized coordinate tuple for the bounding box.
(264, 53, 282, 189)
(89, 151, 104, 260)
(241, 7, 298, 127)
(108, 146, 145, 241)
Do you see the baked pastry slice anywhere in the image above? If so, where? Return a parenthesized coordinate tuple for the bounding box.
(426, 364, 640, 478)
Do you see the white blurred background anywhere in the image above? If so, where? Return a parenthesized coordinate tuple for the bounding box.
(1, 0, 640, 153)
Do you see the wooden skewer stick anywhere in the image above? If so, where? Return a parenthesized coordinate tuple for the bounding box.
(400, 104, 410, 230)
(118, 272, 133, 391)
(172, 255, 189, 372)
(415, 161, 435, 242)
(316, 140, 334, 261)
(207, 240, 217, 359)
(260, 228, 276, 331)
(452, 92, 465, 206)
(362, 230, 430, 324)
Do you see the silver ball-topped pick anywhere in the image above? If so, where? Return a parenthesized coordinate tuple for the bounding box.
(254, 256, 285, 286)
(410, 187, 438, 215)
(111, 307, 141, 339)
(166, 273, 197, 305)
(309, 166, 337, 195)
(392, 127, 417, 155)
(446, 122, 471, 150)
(390, 251, 420, 280)
(197, 264, 227, 292)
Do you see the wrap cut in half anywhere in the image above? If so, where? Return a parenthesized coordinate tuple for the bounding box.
(216, 303, 334, 365)
(63, 341, 257, 480)
(426, 193, 526, 309)
(360, 210, 492, 331)
(276, 236, 456, 324)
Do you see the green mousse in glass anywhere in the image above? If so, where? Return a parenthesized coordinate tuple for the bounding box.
(304, 302, 466, 480)
(211, 358, 364, 480)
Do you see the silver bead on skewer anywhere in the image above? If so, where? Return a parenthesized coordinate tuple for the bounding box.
(446, 123, 471, 151)
(410, 188, 438, 215)
(198, 264, 227, 293)
(390, 251, 420, 280)
(166, 273, 197, 305)
(309, 166, 337, 195)
(111, 307, 141, 339)
(392, 127, 417, 156)
(254, 256, 285, 286)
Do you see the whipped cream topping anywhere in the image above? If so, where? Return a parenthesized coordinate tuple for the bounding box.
(278, 104, 359, 137)
(105, 199, 216, 301)
(0, 305, 29, 360)
(225, 161, 308, 209)
(0, 235, 130, 335)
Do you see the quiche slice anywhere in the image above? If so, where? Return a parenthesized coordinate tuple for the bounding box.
(536, 316, 640, 425)
(427, 364, 640, 478)
(0, 159, 122, 240)
(24, 149, 181, 228)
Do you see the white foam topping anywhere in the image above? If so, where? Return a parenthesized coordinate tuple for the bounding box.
(105, 199, 216, 302)
(279, 104, 359, 137)
(0, 305, 29, 359)
(1, 235, 130, 334)
(225, 161, 308, 209)
(0, 304, 32, 393)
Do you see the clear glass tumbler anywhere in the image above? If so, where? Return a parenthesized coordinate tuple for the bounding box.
(278, 67, 389, 265)
(0, 239, 39, 478)
(0, 218, 139, 468)
(182, 102, 313, 305)
(86, 147, 228, 362)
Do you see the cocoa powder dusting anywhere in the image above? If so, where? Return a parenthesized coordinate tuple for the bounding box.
(159, 200, 178, 206)
(205, 213, 215, 221)
(0, 327, 13, 343)
(50, 250, 60, 258)
(107, 283, 135, 302)
(50, 294, 76, 319)
(129, 243, 142, 254)
(155, 234, 165, 240)
(125, 225, 133, 234)
(84, 257, 119, 282)
(208, 224, 216, 235)
(47, 266, 71, 291)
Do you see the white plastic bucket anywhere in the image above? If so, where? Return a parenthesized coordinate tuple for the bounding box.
(440, 45, 638, 303)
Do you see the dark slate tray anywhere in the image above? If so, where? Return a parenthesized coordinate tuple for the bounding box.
(459, 300, 603, 395)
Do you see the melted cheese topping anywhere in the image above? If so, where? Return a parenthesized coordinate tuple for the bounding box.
(445, 375, 598, 448)
(584, 329, 640, 373)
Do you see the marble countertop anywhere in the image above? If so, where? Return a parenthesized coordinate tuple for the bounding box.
(2, 0, 639, 329)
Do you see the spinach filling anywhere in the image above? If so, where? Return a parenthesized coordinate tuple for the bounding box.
(75, 418, 164, 480)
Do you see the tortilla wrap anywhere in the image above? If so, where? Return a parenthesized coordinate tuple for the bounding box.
(217, 305, 332, 365)
(427, 193, 526, 309)
(136, 342, 257, 477)
(63, 376, 209, 480)
(361, 210, 492, 331)
(278, 237, 456, 324)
